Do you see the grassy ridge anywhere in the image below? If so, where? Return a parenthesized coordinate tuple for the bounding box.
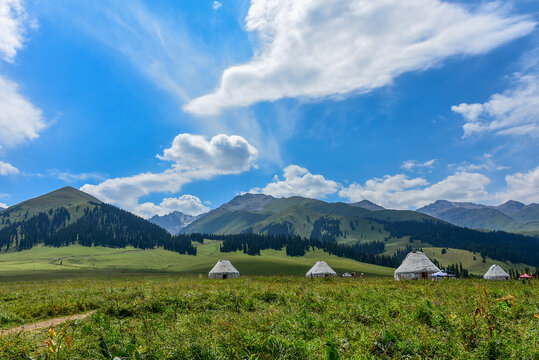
(0, 276, 537, 359)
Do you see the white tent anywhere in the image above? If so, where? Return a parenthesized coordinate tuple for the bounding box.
(306, 261, 337, 278)
(208, 259, 240, 279)
(432, 270, 449, 278)
(394, 250, 440, 280)
(483, 264, 510, 281)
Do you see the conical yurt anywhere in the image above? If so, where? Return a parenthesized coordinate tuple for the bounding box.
(394, 250, 440, 280)
(306, 261, 337, 278)
(483, 264, 510, 280)
(208, 259, 240, 279)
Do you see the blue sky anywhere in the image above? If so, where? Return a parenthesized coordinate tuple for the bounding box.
(1, 0, 538, 217)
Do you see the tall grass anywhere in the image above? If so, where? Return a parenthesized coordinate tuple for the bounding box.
(0, 276, 537, 359)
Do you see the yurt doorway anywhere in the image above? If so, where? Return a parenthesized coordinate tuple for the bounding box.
(223, 274, 228, 279)
(420, 272, 428, 279)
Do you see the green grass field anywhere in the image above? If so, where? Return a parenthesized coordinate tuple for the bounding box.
(0, 276, 537, 359)
(0, 241, 394, 280)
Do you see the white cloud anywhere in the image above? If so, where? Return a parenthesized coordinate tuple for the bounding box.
(251, 164, 339, 198)
(0, 1, 44, 150)
(452, 71, 539, 137)
(157, 133, 257, 172)
(0, 0, 30, 62)
(0, 76, 44, 149)
(81, 133, 258, 212)
(0, 160, 18, 175)
(339, 172, 491, 209)
(184, 0, 535, 116)
(0, 202, 7, 208)
(496, 166, 539, 203)
(136, 195, 210, 218)
(213, 1, 222, 10)
(401, 159, 436, 171)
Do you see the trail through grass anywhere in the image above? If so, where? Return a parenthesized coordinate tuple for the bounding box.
(0, 276, 537, 359)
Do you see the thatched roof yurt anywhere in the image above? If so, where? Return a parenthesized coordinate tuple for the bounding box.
(208, 259, 240, 279)
(394, 250, 440, 280)
(483, 264, 510, 281)
(306, 261, 337, 278)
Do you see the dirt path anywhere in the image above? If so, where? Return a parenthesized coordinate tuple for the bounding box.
(0, 311, 95, 336)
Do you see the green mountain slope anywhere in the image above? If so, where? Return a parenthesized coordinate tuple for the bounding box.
(511, 204, 539, 223)
(185, 195, 436, 243)
(0, 187, 185, 254)
(185, 194, 539, 268)
(0, 187, 102, 229)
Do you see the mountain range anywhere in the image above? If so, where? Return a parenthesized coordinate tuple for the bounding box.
(183, 194, 432, 242)
(0, 187, 538, 273)
(417, 200, 539, 233)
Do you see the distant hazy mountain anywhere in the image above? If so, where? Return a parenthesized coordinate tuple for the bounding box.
(349, 200, 385, 211)
(495, 200, 526, 217)
(149, 211, 200, 235)
(417, 200, 539, 233)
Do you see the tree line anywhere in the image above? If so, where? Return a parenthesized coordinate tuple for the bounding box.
(380, 220, 539, 267)
(175, 232, 410, 268)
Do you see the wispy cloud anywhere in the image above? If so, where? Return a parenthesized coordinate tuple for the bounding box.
(401, 159, 436, 171)
(44, 0, 219, 105)
(451, 153, 509, 172)
(38, 1, 284, 161)
(185, 0, 536, 116)
(46, 169, 106, 182)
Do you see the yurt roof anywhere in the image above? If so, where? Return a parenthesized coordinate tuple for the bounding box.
(394, 251, 440, 274)
(483, 264, 509, 278)
(209, 259, 239, 274)
(306, 261, 336, 276)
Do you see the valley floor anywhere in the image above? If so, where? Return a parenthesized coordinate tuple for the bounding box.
(0, 242, 394, 280)
(0, 276, 537, 359)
